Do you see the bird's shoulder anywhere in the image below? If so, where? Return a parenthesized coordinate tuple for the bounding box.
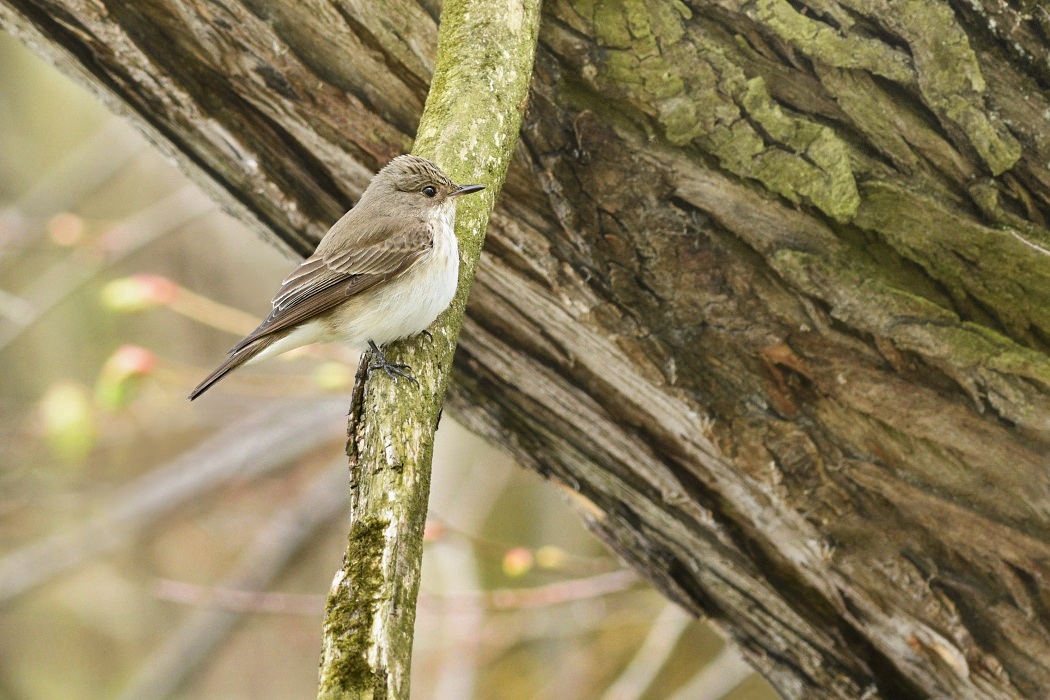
(316, 205, 433, 258)
(268, 209, 433, 316)
(314, 208, 435, 277)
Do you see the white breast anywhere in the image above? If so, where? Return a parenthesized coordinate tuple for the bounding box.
(247, 203, 460, 365)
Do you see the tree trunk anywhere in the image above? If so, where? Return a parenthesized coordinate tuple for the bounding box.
(3, 0, 1049, 697)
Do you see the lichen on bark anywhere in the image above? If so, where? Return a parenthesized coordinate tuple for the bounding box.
(318, 519, 389, 699)
(584, 0, 861, 221)
(5, 0, 1050, 695)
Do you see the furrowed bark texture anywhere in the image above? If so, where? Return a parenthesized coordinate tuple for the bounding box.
(3, 0, 1049, 697)
(316, 1, 540, 698)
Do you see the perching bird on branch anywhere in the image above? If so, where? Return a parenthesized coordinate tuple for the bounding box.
(189, 155, 484, 400)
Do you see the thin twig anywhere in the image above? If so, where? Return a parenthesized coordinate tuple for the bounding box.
(118, 462, 349, 700)
(153, 579, 325, 616)
(1009, 229, 1050, 258)
(425, 459, 513, 700)
(424, 569, 640, 613)
(599, 603, 693, 700)
(147, 568, 639, 616)
(0, 399, 344, 604)
(13, 119, 144, 216)
(425, 519, 618, 576)
(666, 643, 755, 700)
(0, 185, 214, 353)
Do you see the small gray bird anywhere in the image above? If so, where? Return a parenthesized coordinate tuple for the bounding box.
(188, 155, 484, 400)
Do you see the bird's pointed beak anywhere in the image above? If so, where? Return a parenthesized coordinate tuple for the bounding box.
(450, 184, 485, 197)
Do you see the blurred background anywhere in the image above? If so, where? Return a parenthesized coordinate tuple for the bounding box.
(0, 32, 778, 700)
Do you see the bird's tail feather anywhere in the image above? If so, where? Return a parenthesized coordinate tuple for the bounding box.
(188, 334, 280, 401)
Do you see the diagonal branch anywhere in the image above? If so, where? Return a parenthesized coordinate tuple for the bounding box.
(316, 1, 541, 698)
(0, 399, 344, 605)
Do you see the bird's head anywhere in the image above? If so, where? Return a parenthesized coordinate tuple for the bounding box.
(366, 155, 485, 213)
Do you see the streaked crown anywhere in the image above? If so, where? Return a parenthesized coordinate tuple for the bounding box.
(355, 155, 484, 212)
(379, 155, 456, 193)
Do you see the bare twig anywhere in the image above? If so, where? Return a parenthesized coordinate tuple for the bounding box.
(0, 185, 214, 353)
(424, 520, 618, 576)
(118, 462, 349, 700)
(424, 569, 640, 613)
(148, 568, 639, 616)
(424, 457, 513, 700)
(13, 119, 143, 217)
(0, 399, 344, 604)
(152, 580, 324, 616)
(599, 603, 693, 700)
(666, 643, 755, 700)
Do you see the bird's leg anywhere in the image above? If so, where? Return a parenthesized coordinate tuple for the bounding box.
(366, 340, 418, 385)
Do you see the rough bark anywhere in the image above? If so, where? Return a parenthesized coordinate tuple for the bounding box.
(2, 0, 1049, 697)
(317, 0, 539, 697)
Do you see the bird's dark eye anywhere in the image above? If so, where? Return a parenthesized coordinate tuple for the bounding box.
(422, 186, 437, 198)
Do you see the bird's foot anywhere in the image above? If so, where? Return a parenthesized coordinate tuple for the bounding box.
(419, 329, 434, 343)
(367, 341, 418, 385)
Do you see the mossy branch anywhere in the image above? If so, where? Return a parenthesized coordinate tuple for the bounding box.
(316, 2, 541, 698)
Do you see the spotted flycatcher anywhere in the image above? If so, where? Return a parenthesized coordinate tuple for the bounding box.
(188, 155, 484, 400)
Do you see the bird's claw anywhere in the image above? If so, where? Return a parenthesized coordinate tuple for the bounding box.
(366, 341, 418, 385)
(369, 359, 418, 385)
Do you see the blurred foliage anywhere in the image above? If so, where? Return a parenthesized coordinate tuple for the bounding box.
(0, 32, 777, 700)
(38, 381, 96, 463)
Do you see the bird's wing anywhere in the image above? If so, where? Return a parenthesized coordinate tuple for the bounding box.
(228, 215, 433, 353)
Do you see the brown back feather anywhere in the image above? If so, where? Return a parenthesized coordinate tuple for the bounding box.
(228, 216, 433, 354)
